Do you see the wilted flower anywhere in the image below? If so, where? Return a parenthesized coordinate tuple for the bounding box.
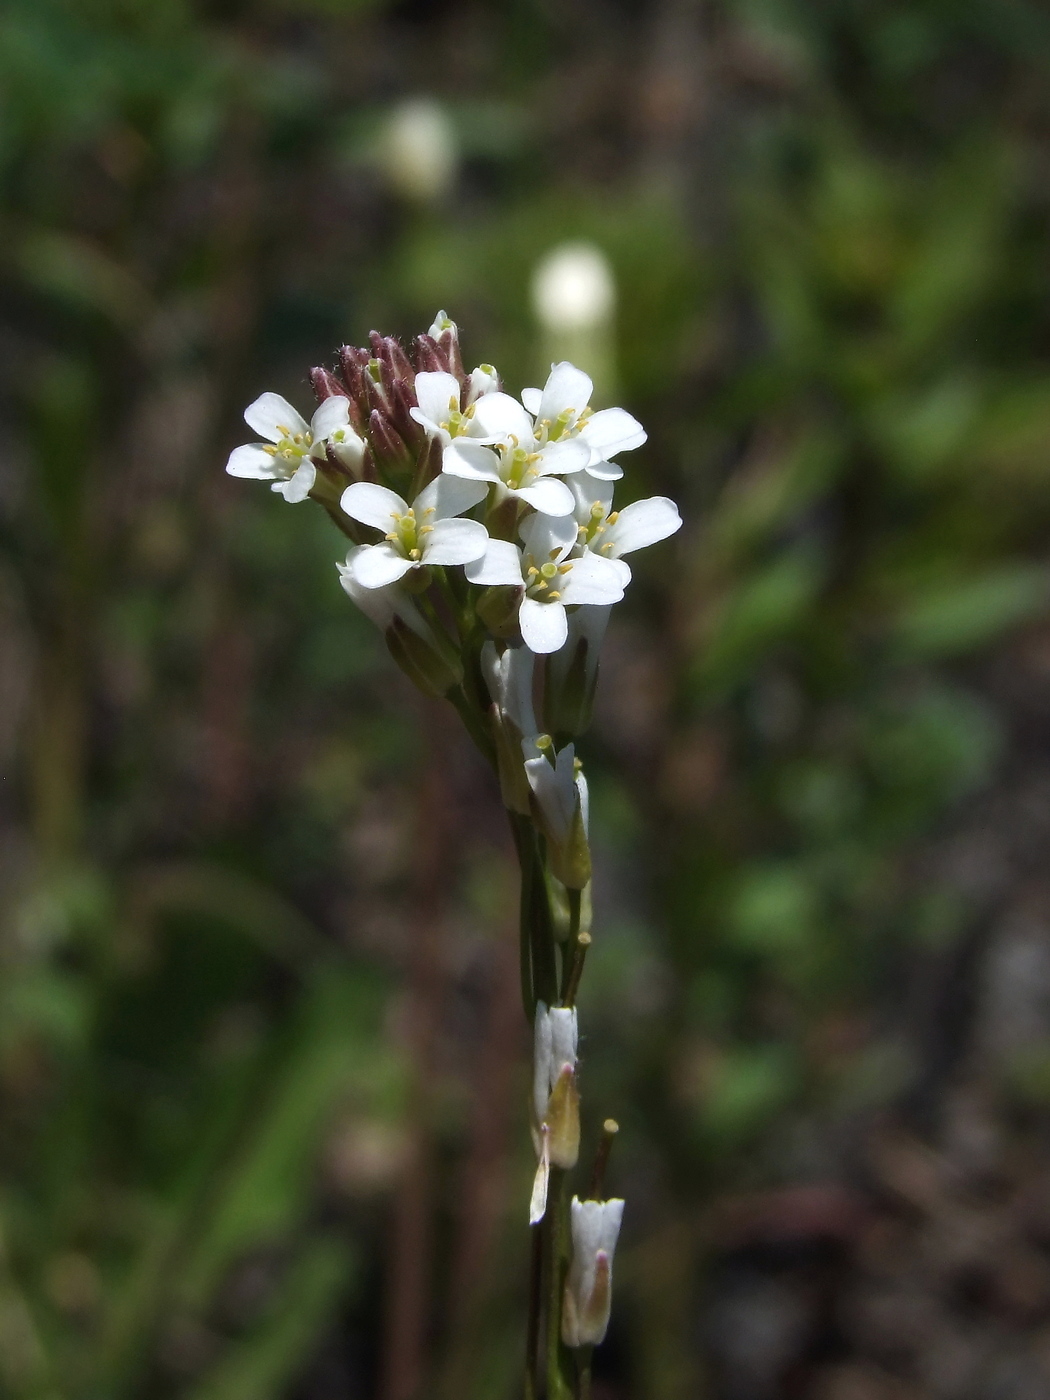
(524, 738, 590, 888)
(530, 1003, 580, 1223)
(562, 1196, 624, 1348)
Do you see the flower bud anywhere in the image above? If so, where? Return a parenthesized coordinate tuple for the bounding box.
(524, 743, 592, 890)
(476, 585, 524, 639)
(562, 1197, 624, 1349)
(529, 1002, 581, 1221)
(310, 366, 347, 402)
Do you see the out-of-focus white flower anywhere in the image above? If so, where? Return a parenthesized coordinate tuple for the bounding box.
(569, 470, 682, 579)
(532, 243, 615, 334)
(443, 392, 589, 516)
(530, 1003, 580, 1223)
(382, 97, 458, 202)
(465, 511, 625, 654)
(562, 1196, 625, 1348)
(226, 393, 362, 502)
(521, 362, 645, 482)
(341, 474, 488, 587)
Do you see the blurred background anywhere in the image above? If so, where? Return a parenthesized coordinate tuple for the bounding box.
(5, 1, 1050, 1397)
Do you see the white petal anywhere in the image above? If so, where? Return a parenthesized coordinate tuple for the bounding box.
(538, 362, 593, 424)
(414, 371, 461, 427)
(559, 552, 626, 606)
(568, 472, 615, 523)
(606, 496, 682, 555)
(422, 517, 488, 566)
(415, 473, 489, 519)
(537, 439, 591, 476)
(244, 392, 308, 443)
(579, 406, 646, 461)
(226, 443, 278, 479)
(310, 395, 351, 440)
(326, 425, 366, 469)
(521, 387, 542, 415)
(273, 460, 316, 502)
(583, 457, 624, 482)
(524, 745, 576, 839)
(533, 1004, 554, 1125)
(549, 1006, 578, 1075)
(464, 538, 525, 588)
(519, 510, 578, 561)
(471, 391, 534, 444)
(514, 477, 575, 516)
(529, 1129, 551, 1224)
(467, 365, 500, 403)
(340, 482, 408, 530)
(350, 543, 416, 588)
(441, 440, 502, 482)
(519, 597, 568, 654)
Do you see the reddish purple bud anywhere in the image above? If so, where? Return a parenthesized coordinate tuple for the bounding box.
(412, 334, 445, 375)
(310, 366, 346, 402)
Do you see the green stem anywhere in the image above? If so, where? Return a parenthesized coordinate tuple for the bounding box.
(525, 1225, 542, 1400)
(544, 1168, 575, 1400)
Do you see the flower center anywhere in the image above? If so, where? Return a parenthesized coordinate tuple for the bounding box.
(524, 550, 573, 602)
(264, 424, 313, 471)
(385, 505, 436, 562)
(501, 442, 542, 490)
(578, 501, 619, 551)
(439, 395, 476, 439)
(535, 405, 593, 444)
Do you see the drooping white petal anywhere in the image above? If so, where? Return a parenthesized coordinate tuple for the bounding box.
(520, 510, 578, 563)
(340, 482, 409, 530)
(421, 517, 488, 566)
(521, 387, 542, 416)
(537, 362, 593, 425)
(339, 549, 430, 636)
(568, 472, 615, 523)
(536, 438, 591, 476)
(441, 439, 502, 483)
(558, 552, 627, 606)
(464, 539, 525, 588)
(310, 395, 352, 441)
(582, 457, 624, 482)
(514, 477, 575, 516)
(244, 392, 309, 443)
(413, 370, 461, 428)
(604, 496, 683, 555)
(415, 473, 489, 519)
(350, 543, 417, 589)
(519, 597, 568, 654)
(530, 1127, 551, 1225)
(578, 406, 646, 461)
(273, 460, 316, 502)
(471, 391, 534, 444)
(226, 444, 279, 479)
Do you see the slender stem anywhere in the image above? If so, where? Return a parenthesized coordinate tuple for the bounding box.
(588, 1119, 619, 1200)
(544, 1168, 575, 1400)
(576, 1349, 593, 1400)
(525, 1225, 542, 1400)
(561, 932, 590, 1008)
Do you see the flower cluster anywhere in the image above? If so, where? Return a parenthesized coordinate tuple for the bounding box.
(224, 312, 676, 1377)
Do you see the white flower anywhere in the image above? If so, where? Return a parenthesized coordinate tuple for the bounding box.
(340, 474, 489, 588)
(226, 393, 363, 502)
(465, 512, 625, 654)
(442, 392, 589, 516)
(529, 1003, 580, 1223)
(466, 364, 500, 403)
(520, 362, 646, 482)
(524, 742, 588, 850)
(562, 1197, 625, 1348)
(569, 471, 682, 578)
(532, 1002, 578, 1127)
(409, 371, 495, 447)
